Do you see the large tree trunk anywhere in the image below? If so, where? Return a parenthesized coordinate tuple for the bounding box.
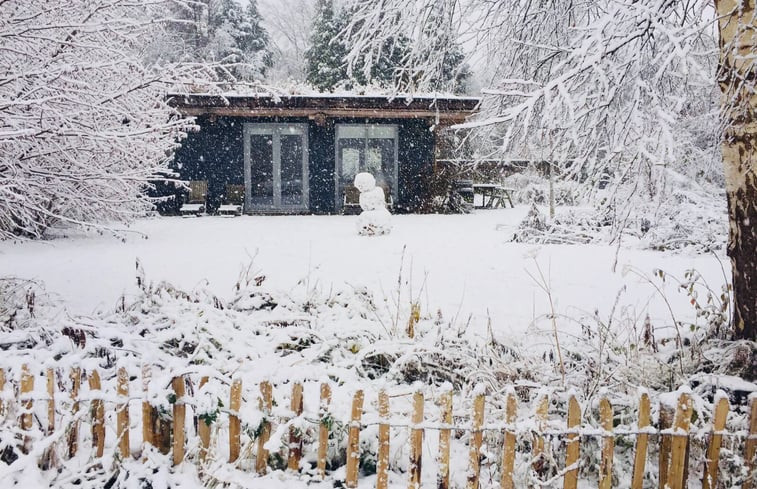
(716, 0, 757, 340)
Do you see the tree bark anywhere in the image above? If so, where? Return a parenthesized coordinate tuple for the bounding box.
(716, 0, 757, 340)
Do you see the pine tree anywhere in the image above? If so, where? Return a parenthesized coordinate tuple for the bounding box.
(238, 0, 274, 77)
(305, 0, 349, 91)
(161, 0, 272, 82)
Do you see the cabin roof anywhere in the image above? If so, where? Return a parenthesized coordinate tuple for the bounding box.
(167, 93, 480, 123)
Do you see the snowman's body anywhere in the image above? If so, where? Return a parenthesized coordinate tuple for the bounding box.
(354, 173, 392, 235)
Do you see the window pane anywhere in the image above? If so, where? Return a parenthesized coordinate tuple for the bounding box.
(367, 138, 395, 196)
(337, 126, 365, 139)
(367, 126, 396, 139)
(280, 134, 304, 205)
(249, 134, 273, 206)
(338, 138, 364, 184)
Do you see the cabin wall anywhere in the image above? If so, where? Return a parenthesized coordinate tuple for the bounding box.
(168, 116, 435, 214)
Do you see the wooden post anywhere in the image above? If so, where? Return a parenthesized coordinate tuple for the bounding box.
(288, 382, 304, 472)
(599, 398, 614, 489)
(438, 390, 453, 489)
(317, 383, 331, 479)
(345, 390, 364, 489)
(501, 390, 518, 489)
(229, 378, 242, 463)
(668, 392, 693, 489)
(377, 390, 390, 489)
(702, 396, 729, 489)
(659, 403, 675, 489)
(46, 368, 55, 435)
(172, 376, 186, 466)
(631, 392, 651, 489)
(256, 381, 273, 475)
(68, 367, 81, 458)
(88, 369, 105, 458)
(117, 367, 130, 459)
(532, 392, 549, 475)
(409, 391, 424, 489)
(198, 376, 211, 462)
(466, 393, 485, 489)
(141, 365, 153, 448)
(563, 394, 580, 489)
(743, 395, 757, 489)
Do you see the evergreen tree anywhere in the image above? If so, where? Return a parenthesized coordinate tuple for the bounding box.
(305, 0, 349, 91)
(238, 0, 274, 77)
(162, 0, 272, 82)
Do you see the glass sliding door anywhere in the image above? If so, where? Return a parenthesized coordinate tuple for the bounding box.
(244, 123, 309, 212)
(335, 124, 398, 210)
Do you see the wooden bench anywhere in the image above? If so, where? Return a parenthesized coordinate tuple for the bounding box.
(179, 180, 207, 216)
(218, 184, 244, 216)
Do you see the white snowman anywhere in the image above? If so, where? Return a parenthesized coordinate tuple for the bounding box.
(354, 172, 392, 236)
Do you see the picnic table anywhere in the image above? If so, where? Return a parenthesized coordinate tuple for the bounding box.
(472, 184, 515, 209)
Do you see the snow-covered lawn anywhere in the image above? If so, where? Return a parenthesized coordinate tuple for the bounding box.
(0, 207, 729, 340)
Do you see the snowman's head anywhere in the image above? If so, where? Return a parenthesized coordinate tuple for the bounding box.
(354, 172, 376, 192)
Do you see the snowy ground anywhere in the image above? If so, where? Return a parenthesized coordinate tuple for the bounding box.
(0, 207, 729, 341)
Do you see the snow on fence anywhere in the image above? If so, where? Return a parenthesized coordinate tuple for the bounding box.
(1, 364, 756, 489)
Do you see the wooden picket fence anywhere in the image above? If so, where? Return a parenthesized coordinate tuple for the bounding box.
(1, 363, 756, 489)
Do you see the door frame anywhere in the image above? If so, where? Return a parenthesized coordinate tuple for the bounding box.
(243, 123, 309, 213)
(334, 123, 399, 212)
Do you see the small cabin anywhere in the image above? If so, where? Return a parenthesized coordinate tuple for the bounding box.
(166, 93, 480, 214)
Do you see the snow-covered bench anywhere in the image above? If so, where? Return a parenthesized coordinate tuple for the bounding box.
(218, 184, 244, 216)
(179, 180, 207, 216)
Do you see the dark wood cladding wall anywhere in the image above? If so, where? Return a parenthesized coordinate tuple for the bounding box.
(166, 116, 435, 214)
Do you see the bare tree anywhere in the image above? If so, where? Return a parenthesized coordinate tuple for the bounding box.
(259, 0, 314, 82)
(342, 0, 756, 340)
(0, 0, 234, 239)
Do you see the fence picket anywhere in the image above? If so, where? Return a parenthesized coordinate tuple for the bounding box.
(564, 394, 580, 489)
(659, 403, 674, 489)
(88, 369, 105, 458)
(198, 377, 211, 462)
(631, 392, 651, 489)
(702, 396, 729, 489)
(599, 398, 613, 489)
(288, 382, 304, 472)
(68, 367, 81, 458)
(532, 393, 549, 476)
(141, 365, 153, 449)
(117, 367, 130, 459)
(20, 364, 34, 431)
(438, 390, 453, 489)
(345, 390, 364, 489)
(229, 378, 242, 464)
(467, 393, 485, 489)
(377, 390, 390, 489)
(409, 390, 424, 489)
(744, 396, 757, 489)
(668, 392, 693, 489)
(172, 376, 186, 466)
(501, 391, 518, 489)
(256, 381, 273, 474)
(318, 383, 331, 479)
(20, 364, 34, 453)
(46, 368, 55, 435)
